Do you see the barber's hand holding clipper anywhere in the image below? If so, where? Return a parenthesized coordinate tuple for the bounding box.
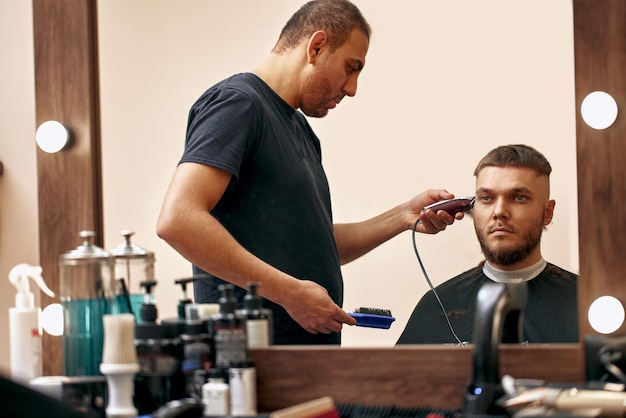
(294, 189, 465, 333)
(412, 190, 471, 233)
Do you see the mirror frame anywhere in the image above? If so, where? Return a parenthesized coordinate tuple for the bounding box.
(34, 0, 102, 377)
(33, 0, 626, 409)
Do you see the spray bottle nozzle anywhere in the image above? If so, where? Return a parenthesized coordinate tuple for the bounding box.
(9, 264, 54, 309)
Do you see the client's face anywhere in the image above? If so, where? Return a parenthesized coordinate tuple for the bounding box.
(472, 166, 555, 271)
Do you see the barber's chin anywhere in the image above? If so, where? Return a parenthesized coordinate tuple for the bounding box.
(303, 108, 329, 118)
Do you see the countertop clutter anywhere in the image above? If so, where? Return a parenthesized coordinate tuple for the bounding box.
(7, 249, 621, 417)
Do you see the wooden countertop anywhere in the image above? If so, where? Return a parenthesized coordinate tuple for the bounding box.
(250, 344, 584, 411)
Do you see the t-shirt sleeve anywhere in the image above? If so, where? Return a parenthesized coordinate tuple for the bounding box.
(181, 87, 259, 181)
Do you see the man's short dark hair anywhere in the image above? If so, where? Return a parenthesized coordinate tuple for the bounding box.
(273, 0, 371, 54)
(474, 144, 552, 177)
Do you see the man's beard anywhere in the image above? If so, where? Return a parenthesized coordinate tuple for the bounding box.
(475, 221, 544, 266)
(300, 72, 333, 118)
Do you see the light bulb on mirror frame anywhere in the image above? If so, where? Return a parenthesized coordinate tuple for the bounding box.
(35, 120, 72, 153)
(580, 91, 618, 130)
(41, 303, 63, 336)
(588, 295, 625, 334)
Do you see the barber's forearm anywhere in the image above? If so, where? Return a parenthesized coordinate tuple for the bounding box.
(157, 214, 298, 306)
(334, 204, 408, 264)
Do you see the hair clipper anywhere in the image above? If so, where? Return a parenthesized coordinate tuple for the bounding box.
(423, 196, 475, 216)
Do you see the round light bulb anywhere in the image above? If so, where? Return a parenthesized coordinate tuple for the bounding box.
(41, 303, 64, 336)
(36, 120, 70, 153)
(581, 91, 618, 130)
(588, 296, 625, 334)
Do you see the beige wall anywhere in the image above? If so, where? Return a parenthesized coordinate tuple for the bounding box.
(0, 1, 38, 375)
(98, 0, 578, 346)
(0, 0, 577, 377)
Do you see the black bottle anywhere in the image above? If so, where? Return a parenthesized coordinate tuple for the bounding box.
(180, 320, 212, 400)
(210, 284, 248, 370)
(238, 282, 273, 348)
(161, 276, 194, 334)
(134, 280, 185, 414)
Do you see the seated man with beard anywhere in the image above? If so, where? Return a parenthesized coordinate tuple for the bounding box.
(397, 144, 578, 345)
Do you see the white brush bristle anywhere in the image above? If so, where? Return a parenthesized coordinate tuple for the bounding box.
(102, 314, 136, 365)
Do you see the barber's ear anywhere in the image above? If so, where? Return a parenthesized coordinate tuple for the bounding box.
(307, 31, 327, 63)
(544, 200, 556, 225)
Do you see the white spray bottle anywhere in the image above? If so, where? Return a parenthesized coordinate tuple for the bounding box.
(8, 263, 55, 383)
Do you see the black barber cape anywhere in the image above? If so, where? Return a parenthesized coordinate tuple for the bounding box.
(396, 262, 578, 345)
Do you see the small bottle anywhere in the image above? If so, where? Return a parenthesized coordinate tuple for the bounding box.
(180, 320, 212, 400)
(138, 280, 159, 323)
(134, 281, 185, 414)
(202, 368, 230, 417)
(239, 282, 273, 348)
(228, 359, 257, 416)
(8, 264, 55, 383)
(210, 284, 248, 369)
(162, 274, 207, 327)
(174, 277, 194, 320)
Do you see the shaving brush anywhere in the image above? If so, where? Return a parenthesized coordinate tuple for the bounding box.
(100, 314, 139, 418)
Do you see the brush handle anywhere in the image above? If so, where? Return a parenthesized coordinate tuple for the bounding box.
(349, 312, 396, 329)
(100, 363, 139, 418)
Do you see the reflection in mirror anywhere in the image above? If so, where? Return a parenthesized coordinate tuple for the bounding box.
(98, 0, 578, 346)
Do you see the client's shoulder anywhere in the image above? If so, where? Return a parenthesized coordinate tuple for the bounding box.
(544, 262, 578, 282)
(436, 262, 486, 292)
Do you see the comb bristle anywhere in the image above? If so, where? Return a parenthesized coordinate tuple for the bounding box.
(102, 314, 136, 365)
(354, 307, 392, 316)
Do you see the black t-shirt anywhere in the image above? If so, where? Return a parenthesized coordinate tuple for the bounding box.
(396, 262, 578, 345)
(181, 73, 342, 345)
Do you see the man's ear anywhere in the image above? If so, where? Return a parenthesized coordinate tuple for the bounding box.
(307, 30, 327, 63)
(544, 199, 556, 225)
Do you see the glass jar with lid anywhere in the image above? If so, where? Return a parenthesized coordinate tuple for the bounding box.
(59, 230, 114, 376)
(109, 230, 155, 322)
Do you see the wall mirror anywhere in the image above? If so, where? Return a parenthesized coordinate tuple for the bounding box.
(96, 0, 579, 347)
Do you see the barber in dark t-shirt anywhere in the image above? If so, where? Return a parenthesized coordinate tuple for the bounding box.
(157, 0, 462, 345)
(397, 144, 578, 345)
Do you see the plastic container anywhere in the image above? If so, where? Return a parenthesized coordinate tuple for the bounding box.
(228, 359, 257, 416)
(59, 230, 115, 376)
(202, 368, 230, 416)
(8, 264, 55, 383)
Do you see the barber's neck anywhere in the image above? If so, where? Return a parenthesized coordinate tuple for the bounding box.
(252, 49, 306, 110)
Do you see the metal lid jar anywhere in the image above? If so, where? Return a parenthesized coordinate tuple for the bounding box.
(109, 230, 155, 321)
(59, 230, 114, 376)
